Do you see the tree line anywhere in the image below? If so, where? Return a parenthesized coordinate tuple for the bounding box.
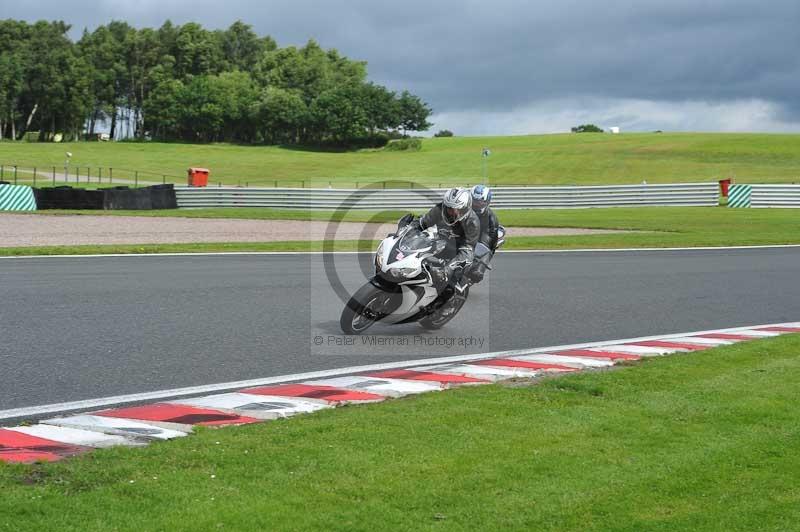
(0, 20, 432, 145)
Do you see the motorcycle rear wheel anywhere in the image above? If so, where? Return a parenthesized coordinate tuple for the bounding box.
(419, 286, 469, 330)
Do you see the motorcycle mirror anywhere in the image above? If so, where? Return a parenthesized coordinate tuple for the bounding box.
(397, 213, 414, 228)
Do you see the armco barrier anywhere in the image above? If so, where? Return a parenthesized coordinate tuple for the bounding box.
(0, 184, 37, 211)
(175, 183, 719, 210)
(750, 184, 800, 208)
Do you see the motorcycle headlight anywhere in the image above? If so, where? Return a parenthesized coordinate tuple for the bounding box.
(389, 267, 419, 279)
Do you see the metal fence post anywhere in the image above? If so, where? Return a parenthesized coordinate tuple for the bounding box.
(109, 167, 113, 184)
(13, 165, 17, 185)
(52, 166, 56, 186)
(33, 167, 37, 187)
(98, 167, 102, 183)
(135, 171, 138, 188)
(0, 165, 3, 179)
(87, 167, 91, 183)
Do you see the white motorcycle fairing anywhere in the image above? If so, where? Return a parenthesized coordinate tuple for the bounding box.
(339, 221, 470, 334)
(373, 226, 440, 323)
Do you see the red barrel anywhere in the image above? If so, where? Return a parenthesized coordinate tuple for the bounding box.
(719, 178, 732, 197)
(188, 167, 210, 187)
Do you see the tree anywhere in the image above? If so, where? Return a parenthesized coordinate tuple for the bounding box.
(359, 83, 400, 134)
(221, 21, 264, 72)
(124, 27, 164, 138)
(434, 129, 454, 137)
(254, 87, 307, 144)
(397, 90, 432, 134)
(571, 124, 603, 133)
(20, 21, 90, 141)
(174, 22, 222, 79)
(309, 85, 369, 143)
(0, 20, 29, 140)
(0, 18, 431, 148)
(143, 78, 184, 139)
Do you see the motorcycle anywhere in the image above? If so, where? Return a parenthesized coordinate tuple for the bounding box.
(339, 215, 474, 335)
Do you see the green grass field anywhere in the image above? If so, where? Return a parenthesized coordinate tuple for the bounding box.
(2, 132, 800, 187)
(4, 206, 798, 256)
(2, 334, 799, 531)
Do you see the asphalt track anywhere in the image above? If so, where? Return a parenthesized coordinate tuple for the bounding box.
(2, 247, 800, 410)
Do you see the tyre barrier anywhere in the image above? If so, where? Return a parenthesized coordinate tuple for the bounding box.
(32, 184, 178, 210)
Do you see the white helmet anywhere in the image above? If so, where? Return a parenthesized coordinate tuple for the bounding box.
(442, 187, 472, 225)
(470, 184, 492, 214)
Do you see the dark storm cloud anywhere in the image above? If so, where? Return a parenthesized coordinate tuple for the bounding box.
(3, 0, 799, 125)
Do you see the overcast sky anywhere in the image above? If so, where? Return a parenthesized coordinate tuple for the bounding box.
(3, 0, 799, 135)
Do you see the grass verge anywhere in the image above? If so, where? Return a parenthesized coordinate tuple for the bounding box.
(0, 240, 373, 257)
(2, 132, 800, 186)
(2, 334, 799, 530)
(6, 206, 800, 255)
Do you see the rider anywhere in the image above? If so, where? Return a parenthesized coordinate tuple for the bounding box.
(412, 187, 480, 286)
(467, 184, 500, 283)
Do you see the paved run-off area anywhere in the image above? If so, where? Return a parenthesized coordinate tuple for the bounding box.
(0, 214, 628, 247)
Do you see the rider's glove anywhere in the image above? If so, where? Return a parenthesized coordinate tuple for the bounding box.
(427, 264, 447, 286)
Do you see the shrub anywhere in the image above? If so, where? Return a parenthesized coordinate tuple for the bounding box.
(571, 124, 604, 133)
(434, 129, 454, 137)
(384, 138, 422, 151)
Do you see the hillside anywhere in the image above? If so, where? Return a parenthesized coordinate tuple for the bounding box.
(0, 133, 798, 187)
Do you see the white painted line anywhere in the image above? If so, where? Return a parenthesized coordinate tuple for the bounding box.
(303, 377, 441, 398)
(732, 329, 783, 337)
(168, 393, 329, 419)
(2, 321, 797, 422)
(501, 244, 800, 253)
(412, 363, 540, 381)
(42, 415, 187, 441)
(662, 336, 734, 346)
(594, 345, 679, 355)
(7, 424, 137, 448)
(0, 251, 353, 260)
(510, 354, 615, 368)
(3, 244, 800, 260)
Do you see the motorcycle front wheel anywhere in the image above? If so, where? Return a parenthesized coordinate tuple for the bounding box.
(340, 283, 396, 335)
